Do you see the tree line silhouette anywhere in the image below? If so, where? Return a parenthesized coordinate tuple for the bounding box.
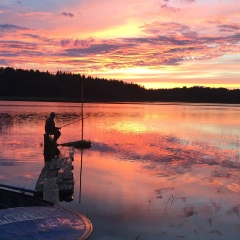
(1, 67, 240, 104)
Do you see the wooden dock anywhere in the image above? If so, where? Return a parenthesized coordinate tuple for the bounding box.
(35, 146, 75, 203)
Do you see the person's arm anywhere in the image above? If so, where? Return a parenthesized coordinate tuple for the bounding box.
(54, 121, 61, 130)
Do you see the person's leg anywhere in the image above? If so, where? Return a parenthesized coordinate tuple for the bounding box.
(54, 130, 61, 141)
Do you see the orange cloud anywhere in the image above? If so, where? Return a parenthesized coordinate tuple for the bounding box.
(0, 0, 240, 89)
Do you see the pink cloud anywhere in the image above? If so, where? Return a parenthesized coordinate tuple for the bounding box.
(62, 12, 74, 17)
(60, 38, 95, 48)
(0, 0, 240, 88)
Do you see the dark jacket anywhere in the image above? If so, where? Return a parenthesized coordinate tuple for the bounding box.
(45, 117, 57, 134)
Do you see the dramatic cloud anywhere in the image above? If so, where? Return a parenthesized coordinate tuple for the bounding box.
(60, 38, 95, 48)
(62, 12, 74, 17)
(0, 0, 240, 89)
(161, 4, 180, 12)
(182, 0, 195, 3)
(0, 59, 10, 65)
(0, 24, 29, 31)
(218, 24, 240, 32)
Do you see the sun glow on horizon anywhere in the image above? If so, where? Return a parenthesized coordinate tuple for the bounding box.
(94, 22, 142, 38)
(110, 121, 148, 134)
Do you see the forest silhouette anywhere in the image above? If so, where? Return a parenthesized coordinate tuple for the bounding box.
(1, 67, 240, 104)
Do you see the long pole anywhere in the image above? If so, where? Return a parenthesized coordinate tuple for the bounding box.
(79, 80, 84, 203)
(79, 148, 83, 203)
(81, 80, 84, 141)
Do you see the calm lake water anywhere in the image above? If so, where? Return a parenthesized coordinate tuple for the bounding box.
(1, 100, 240, 239)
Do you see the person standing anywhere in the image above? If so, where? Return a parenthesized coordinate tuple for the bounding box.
(45, 112, 61, 141)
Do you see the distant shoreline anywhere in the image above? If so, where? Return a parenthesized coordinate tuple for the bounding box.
(1, 67, 240, 104)
(1, 96, 240, 105)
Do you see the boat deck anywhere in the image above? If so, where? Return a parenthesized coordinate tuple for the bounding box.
(0, 205, 92, 240)
(0, 145, 93, 240)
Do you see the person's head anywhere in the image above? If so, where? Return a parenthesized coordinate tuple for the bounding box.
(50, 112, 56, 118)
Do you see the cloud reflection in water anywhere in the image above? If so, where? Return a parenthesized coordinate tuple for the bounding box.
(1, 101, 240, 239)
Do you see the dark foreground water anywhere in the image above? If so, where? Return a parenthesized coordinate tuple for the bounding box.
(1, 101, 240, 240)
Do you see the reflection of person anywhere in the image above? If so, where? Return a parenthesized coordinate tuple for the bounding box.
(44, 146, 61, 162)
(45, 112, 61, 141)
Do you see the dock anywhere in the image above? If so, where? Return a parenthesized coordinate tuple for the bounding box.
(0, 145, 93, 240)
(35, 146, 75, 203)
(0, 132, 93, 240)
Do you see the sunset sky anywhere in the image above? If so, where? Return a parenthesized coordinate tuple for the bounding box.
(0, 0, 240, 89)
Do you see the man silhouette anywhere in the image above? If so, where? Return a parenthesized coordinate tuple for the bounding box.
(45, 112, 61, 141)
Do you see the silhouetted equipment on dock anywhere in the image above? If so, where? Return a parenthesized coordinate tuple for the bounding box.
(58, 140, 92, 148)
(43, 133, 91, 161)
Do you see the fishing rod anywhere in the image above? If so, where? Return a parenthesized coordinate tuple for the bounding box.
(60, 119, 81, 128)
(60, 114, 90, 128)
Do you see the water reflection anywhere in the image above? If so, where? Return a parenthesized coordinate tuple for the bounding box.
(36, 143, 75, 203)
(1, 101, 240, 239)
(43, 134, 61, 162)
